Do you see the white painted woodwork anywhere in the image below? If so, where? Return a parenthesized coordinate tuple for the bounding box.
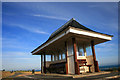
(69, 27, 112, 40)
(76, 42, 86, 59)
(67, 39, 75, 74)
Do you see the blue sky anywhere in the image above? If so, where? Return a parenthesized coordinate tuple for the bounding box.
(2, 2, 118, 70)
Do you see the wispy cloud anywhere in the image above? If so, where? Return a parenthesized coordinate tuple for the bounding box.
(96, 43, 118, 55)
(2, 37, 33, 49)
(96, 43, 118, 66)
(0, 37, 2, 40)
(33, 14, 69, 21)
(3, 51, 30, 56)
(88, 3, 118, 15)
(97, 43, 115, 47)
(16, 58, 32, 60)
(10, 24, 49, 34)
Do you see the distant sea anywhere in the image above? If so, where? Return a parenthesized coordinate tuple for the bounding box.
(99, 64, 119, 71)
(35, 70, 41, 72)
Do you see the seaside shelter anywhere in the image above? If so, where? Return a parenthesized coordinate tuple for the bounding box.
(31, 18, 113, 75)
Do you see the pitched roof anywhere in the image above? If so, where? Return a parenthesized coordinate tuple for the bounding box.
(31, 18, 113, 53)
(48, 18, 112, 40)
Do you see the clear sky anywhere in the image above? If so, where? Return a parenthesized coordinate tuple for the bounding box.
(2, 2, 118, 70)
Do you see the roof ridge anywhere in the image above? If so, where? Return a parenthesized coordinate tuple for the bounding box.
(49, 18, 75, 39)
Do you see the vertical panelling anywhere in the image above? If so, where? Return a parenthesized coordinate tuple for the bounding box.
(67, 38, 75, 74)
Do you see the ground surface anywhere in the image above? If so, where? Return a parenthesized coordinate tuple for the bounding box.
(2, 71, 120, 80)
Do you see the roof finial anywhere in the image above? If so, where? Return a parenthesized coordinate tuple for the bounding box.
(72, 18, 75, 20)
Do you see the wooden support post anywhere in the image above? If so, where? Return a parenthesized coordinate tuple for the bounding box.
(65, 41, 68, 74)
(61, 53, 63, 60)
(44, 53, 46, 74)
(51, 54, 53, 61)
(41, 54, 43, 73)
(57, 54, 59, 60)
(83, 45, 87, 57)
(72, 38, 80, 75)
(54, 54, 56, 61)
(91, 40, 99, 72)
(91, 41, 96, 61)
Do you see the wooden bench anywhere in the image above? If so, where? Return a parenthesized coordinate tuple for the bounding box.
(46, 60, 66, 74)
(77, 59, 92, 73)
(79, 65, 92, 72)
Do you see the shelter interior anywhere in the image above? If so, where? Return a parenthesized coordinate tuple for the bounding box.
(40, 36, 99, 74)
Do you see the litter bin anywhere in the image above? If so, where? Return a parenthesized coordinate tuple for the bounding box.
(32, 69, 35, 74)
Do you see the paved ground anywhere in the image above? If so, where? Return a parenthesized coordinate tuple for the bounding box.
(2, 72, 120, 80)
(8, 72, 22, 78)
